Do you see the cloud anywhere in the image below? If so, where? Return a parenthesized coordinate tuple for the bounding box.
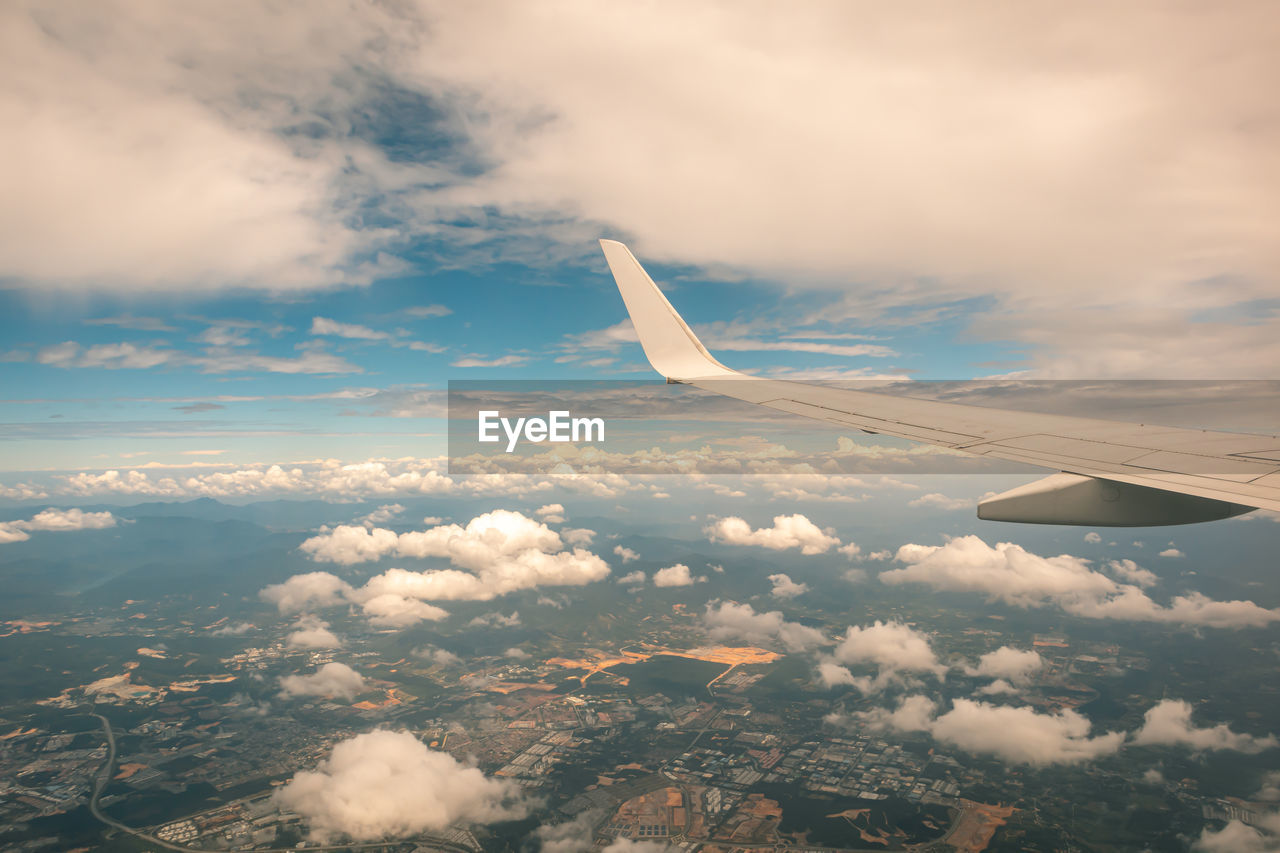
(535, 811, 672, 853)
(286, 616, 342, 649)
(829, 620, 947, 682)
(360, 503, 404, 525)
(617, 570, 646, 585)
(359, 594, 449, 628)
(907, 492, 973, 511)
(404, 304, 451, 319)
(613, 545, 639, 563)
(259, 572, 353, 615)
(1085, 531, 1102, 543)
(837, 542, 862, 560)
(297, 511, 610, 603)
(535, 503, 566, 523)
(301, 525, 401, 564)
(210, 621, 254, 636)
(883, 535, 1280, 628)
(504, 647, 529, 660)
(563, 527, 595, 546)
(310, 317, 391, 341)
(451, 355, 529, 368)
(278, 662, 367, 701)
(703, 601, 827, 653)
(0, 507, 118, 543)
(6, 5, 1280, 376)
(416, 647, 461, 667)
(767, 572, 808, 599)
(965, 646, 1043, 685)
(705, 514, 841, 555)
(975, 679, 1018, 696)
(1159, 547, 1186, 558)
(274, 730, 529, 842)
(849, 694, 1273, 769)
(468, 611, 521, 628)
(1132, 700, 1278, 754)
(846, 695, 938, 734)
(929, 699, 1127, 766)
(1108, 558, 1159, 588)
(653, 564, 697, 587)
(33, 340, 362, 374)
(1193, 820, 1280, 853)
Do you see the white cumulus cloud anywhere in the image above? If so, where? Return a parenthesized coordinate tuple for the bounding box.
(767, 573, 809, 599)
(1132, 700, 1278, 754)
(883, 535, 1280, 628)
(274, 730, 529, 841)
(705, 513, 841, 555)
(278, 662, 367, 702)
(703, 601, 827, 653)
(653, 564, 697, 587)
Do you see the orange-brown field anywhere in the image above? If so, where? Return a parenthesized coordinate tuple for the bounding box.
(548, 645, 780, 684)
(947, 800, 1016, 852)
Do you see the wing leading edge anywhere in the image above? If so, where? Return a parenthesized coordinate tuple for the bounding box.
(598, 239, 1280, 525)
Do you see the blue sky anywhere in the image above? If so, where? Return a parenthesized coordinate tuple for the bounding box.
(1, 2, 1276, 486)
(0, 254, 1022, 473)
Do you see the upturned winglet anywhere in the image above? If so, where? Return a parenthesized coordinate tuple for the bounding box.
(599, 239, 736, 382)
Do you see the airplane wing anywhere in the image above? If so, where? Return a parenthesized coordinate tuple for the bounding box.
(599, 239, 1280, 526)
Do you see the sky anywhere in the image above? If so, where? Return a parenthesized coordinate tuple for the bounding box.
(1, 1, 1278, 483)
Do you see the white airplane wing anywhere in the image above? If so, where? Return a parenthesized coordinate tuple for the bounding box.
(599, 239, 1280, 526)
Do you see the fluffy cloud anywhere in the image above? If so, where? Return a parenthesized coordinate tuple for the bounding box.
(535, 503, 566, 523)
(930, 699, 1126, 765)
(965, 646, 1043, 685)
(852, 695, 1125, 765)
(299, 524, 402, 565)
(278, 663, 367, 701)
(613, 545, 640, 563)
(286, 616, 342, 649)
(299, 511, 610, 603)
(259, 572, 353, 615)
(0, 507, 118, 543)
(1132, 700, 1278, 754)
(1159, 548, 1186, 558)
(359, 503, 404, 525)
(848, 694, 1273, 768)
(884, 535, 1280, 628)
(704, 601, 828, 653)
(767, 573, 808, 599)
(274, 730, 529, 841)
(846, 695, 938, 734)
(359, 594, 448, 628)
(1193, 820, 1280, 853)
(563, 527, 595, 546)
(705, 514, 840, 555)
(617, 570, 646, 585)
(830, 620, 947, 681)
(653, 564, 697, 587)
